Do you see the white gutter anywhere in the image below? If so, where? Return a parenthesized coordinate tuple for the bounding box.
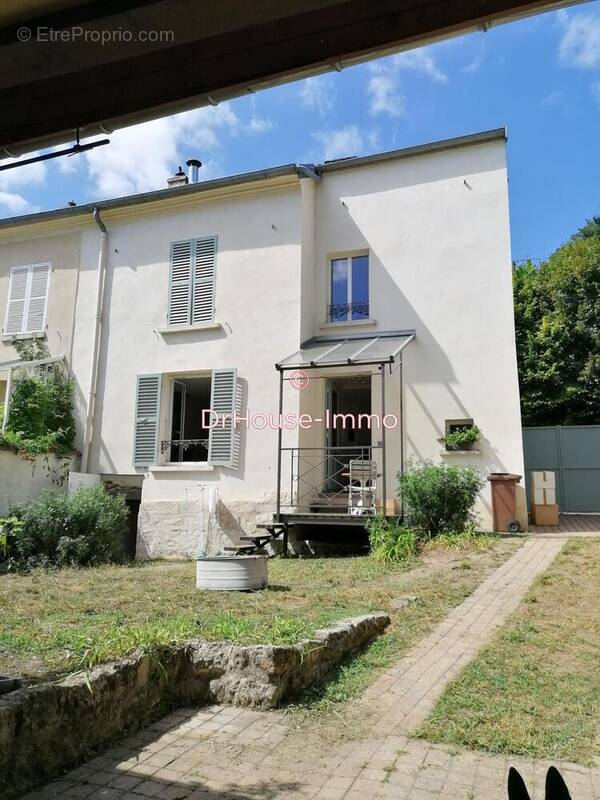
(81, 207, 108, 473)
(1, 367, 12, 433)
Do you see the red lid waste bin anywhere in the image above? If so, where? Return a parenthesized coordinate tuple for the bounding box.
(487, 473, 522, 533)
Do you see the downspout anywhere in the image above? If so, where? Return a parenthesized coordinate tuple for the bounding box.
(1, 366, 13, 432)
(81, 207, 108, 473)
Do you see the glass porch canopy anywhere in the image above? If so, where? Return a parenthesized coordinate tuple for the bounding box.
(276, 329, 415, 371)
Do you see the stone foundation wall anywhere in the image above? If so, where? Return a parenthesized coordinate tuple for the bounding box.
(0, 614, 389, 799)
(136, 498, 274, 559)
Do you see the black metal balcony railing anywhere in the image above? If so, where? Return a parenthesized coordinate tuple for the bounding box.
(281, 445, 381, 513)
(327, 302, 370, 322)
(160, 438, 209, 462)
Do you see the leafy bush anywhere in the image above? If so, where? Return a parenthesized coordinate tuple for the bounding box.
(1, 369, 75, 457)
(399, 463, 484, 536)
(367, 516, 420, 563)
(8, 485, 128, 569)
(425, 524, 498, 552)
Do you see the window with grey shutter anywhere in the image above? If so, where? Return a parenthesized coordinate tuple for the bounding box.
(168, 240, 193, 326)
(133, 374, 162, 465)
(208, 368, 238, 467)
(168, 236, 216, 326)
(192, 237, 217, 323)
(4, 263, 50, 335)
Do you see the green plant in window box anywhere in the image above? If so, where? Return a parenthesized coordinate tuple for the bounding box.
(440, 424, 481, 452)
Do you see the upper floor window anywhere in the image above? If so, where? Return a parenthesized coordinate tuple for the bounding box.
(3, 263, 50, 336)
(328, 253, 369, 323)
(167, 236, 217, 326)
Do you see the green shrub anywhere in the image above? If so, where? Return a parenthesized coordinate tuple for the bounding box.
(399, 463, 484, 536)
(1, 368, 75, 457)
(8, 485, 128, 569)
(367, 516, 420, 563)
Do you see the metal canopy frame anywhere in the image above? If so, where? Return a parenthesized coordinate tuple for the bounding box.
(276, 329, 415, 371)
(274, 330, 415, 523)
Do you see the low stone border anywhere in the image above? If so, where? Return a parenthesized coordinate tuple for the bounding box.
(0, 613, 389, 799)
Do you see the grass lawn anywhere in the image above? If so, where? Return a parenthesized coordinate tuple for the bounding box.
(0, 537, 519, 696)
(419, 537, 600, 765)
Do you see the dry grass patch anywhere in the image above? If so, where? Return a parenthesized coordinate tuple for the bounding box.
(419, 537, 600, 765)
(0, 540, 519, 688)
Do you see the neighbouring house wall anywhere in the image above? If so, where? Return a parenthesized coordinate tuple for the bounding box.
(0, 230, 82, 364)
(0, 450, 80, 515)
(313, 139, 526, 529)
(70, 183, 304, 557)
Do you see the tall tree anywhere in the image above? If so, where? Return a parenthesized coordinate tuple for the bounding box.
(514, 222, 600, 426)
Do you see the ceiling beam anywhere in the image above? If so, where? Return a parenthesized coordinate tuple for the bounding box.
(0, 0, 580, 157)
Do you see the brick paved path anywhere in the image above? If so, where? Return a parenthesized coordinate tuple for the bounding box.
(26, 537, 600, 800)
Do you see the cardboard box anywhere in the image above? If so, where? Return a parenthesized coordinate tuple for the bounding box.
(531, 471, 557, 506)
(530, 503, 559, 526)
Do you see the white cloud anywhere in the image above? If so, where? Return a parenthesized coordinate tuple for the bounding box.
(559, 10, 600, 68)
(311, 125, 379, 161)
(368, 71, 405, 118)
(299, 76, 334, 116)
(392, 48, 448, 83)
(540, 90, 563, 107)
(366, 45, 447, 119)
(461, 46, 485, 74)
(83, 102, 260, 198)
(248, 115, 274, 134)
(0, 154, 46, 192)
(0, 191, 38, 215)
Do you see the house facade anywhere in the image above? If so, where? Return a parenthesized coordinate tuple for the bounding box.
(0, 128, 527, 555)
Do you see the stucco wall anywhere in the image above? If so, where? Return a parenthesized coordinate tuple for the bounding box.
(0, 450, 80, 515)
(68, 183, 305, 555)
(312, 139, 525, 528)
(0, 230, 82, 364)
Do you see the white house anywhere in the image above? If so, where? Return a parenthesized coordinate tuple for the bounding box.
(0, 128, 527, 556)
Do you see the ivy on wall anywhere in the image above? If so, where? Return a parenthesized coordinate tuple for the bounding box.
(0, 340, 76, 458)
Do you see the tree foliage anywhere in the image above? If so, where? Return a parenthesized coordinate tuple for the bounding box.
(514, 218, 600, 426)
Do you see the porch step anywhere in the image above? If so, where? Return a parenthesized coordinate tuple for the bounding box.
(239, 534, 273, 547)
(223, 544, 267, 555)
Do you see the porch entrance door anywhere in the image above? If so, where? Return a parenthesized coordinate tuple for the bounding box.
(325, 376, 372, 492)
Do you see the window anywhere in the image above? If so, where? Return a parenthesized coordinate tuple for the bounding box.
(168, 237, 216, 326)
(4, 263, 50, 335)
(165, 376, 212, 463)
(133, 369, 239, 468)
(328, 253, 369, 323)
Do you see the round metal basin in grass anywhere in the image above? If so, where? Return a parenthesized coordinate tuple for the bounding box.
(196, 554, 268, 591)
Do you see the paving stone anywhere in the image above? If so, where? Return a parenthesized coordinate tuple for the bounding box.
(28, 537, 600, 800)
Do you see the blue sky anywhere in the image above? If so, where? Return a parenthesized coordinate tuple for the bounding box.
(1, 2, 600, 261)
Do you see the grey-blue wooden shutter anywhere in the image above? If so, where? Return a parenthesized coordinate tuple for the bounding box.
(208, 368, 238, 467)
(192, 236, 217, 323)
(168, 240, 193, 325)
(133, 374, 161, 465)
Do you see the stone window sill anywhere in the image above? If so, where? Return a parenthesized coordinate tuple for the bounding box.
(439, 449, 481, 456)
(150, 463, 215, 472)
(1, 331, 46, 342)
(158, 322, 223, 335)
(320, 318, 377, 331)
